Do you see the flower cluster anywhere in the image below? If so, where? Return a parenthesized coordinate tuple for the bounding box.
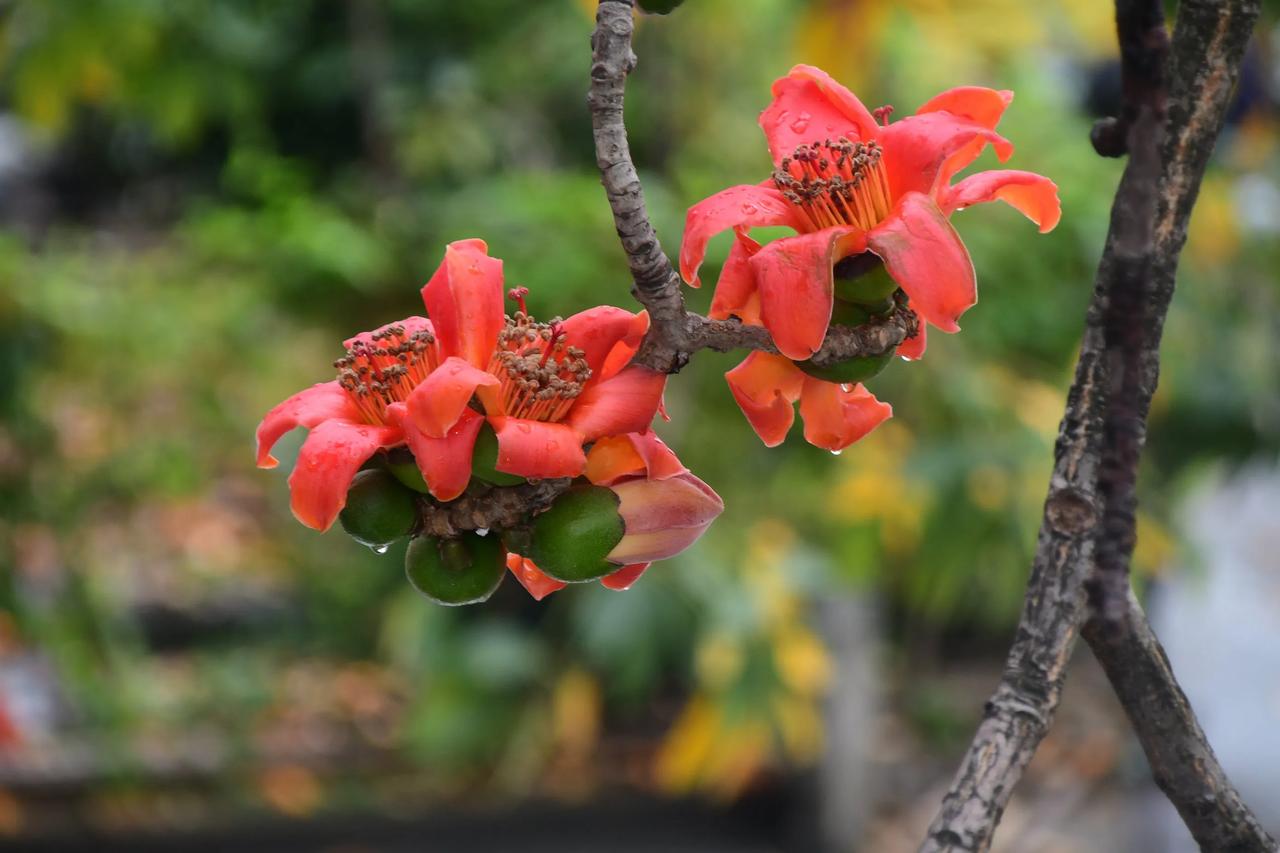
(257, 65, 1060, 606)
(680, 65, 1060, 451)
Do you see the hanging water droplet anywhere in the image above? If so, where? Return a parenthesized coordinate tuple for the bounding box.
(829, 449, 843, 456)
(476, 527, 490, 537)
(370, 543, 390, 554)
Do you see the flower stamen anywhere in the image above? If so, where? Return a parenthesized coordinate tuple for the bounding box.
(488, 310, 590, 423)
(336, 324, 440, 425)
(772, 138, 893, 232)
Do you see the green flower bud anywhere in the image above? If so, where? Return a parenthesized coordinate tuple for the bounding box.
(405, 531, 506, 606)
(471, 422, 524, 486)
(385, 448, 430, 494)
(833, 262, 899, 307)
(796, 348, 894, 384)
(638, 0, 685, 13)
(529, 485, 625, 582)
(339, 469, 417, 551)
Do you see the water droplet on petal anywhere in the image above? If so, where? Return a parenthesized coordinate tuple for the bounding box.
(790, 112, 811, 133)
(741, 203, 759, 216)
(544, 441, 558, 452)
(517, 423, 532, 434)
(370, 543, 390, 554)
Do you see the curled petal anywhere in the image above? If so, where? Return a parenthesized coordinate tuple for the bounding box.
(565, 366, 666, 441)
(868, 193, 976, 334)
(916, 87, 1013, 129)
(586, 432, 687, 487)
(679, 183, 801, 287)
(491, 417, 587, 479)
(760, 64, 880, 164)
(708, 231, 763, 324)
(751, 226, 867, 360)
(406, 357, 500, 438)
(256, 381, 361, 468)
(287, 419, 403, 531)
(388, 402, 484, 502)
(507, 555, 567, 601)
(798, 378, 892, 452)
(941, 170, 1061, 233)
(877, 112, 1013, 199)
(600, 562, 651, 591)
(559, 306, 649, 384)
(724, 352, 806, 447)
(420, 239, 505, 366)
(608, 473, 724, 564)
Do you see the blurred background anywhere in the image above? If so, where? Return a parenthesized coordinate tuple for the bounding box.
(0, 0, 1278, 850)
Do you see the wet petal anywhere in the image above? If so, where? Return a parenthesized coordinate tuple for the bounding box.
(724, 352, 806, 447)
(420, 239, 505, 366)
(798, 378, 893, 451)
(559, 306, 649, 384)
(760, 64, 880, 164)
(679, 183, 801, 287)
(256, 381, 361, 468)
(877, 112, 1013, 199)
(708, 231, 763, 325)
(405, 357, 500, 438)
(287, 419, 403, 531)
(941, 170, 1061, 233)
(507, 554, 568, 601)
(916, 87, 1013, 129)
(751, 226, 866, 360)
(491, 417, 587, 479)
(388, 402, 484, 502)
(565, 365, 666, 441)
(586, 431, 687, 487)
(868, 192, 976, 334)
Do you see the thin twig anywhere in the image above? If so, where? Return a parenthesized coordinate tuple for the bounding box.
(921, 1, 1264, 850)
(587, 0, 914, 373)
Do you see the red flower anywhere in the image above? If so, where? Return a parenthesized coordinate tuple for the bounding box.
(507, 431, 724, 600)
(677, 65, 1060, 450)
(256, 239, 666, 531)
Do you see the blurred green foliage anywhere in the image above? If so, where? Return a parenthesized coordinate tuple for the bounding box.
(0, 0, 1276, 823)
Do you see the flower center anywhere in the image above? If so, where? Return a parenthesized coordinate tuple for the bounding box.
(335, 324, 439, 424)
(488, 290, 591, 423)
(772, 138, 893, 232)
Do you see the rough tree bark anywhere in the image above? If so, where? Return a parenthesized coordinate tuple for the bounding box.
(584, 1, 1275, 851)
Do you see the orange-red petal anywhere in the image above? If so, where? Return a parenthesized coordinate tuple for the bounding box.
(564, 365, 666, 442)
(405, 356, 500, 438)
(679, 183, 801, 286)
(898, 323, 928, 361)
(916, 87, 1013, 130)
(559, 306, 649, 385)
(708, 230, 763, 324)
(877, 112, 1013, 200)
(941, 170, 1062, 233)
(600, 562, 651, 591)
(420, 239, 505, 367)
(586, 431, 687, 487)
(750, 226, 867, 360)
(287, 419, 403, 531)
(256, 381, 361, 468)
(389, 402, 484, 502)
(491, 417, 587, 479)
(868, 192, 976, 334)
(760, 64, 880, 165)
(724, 352, 806, 447)
(507, 555, 568, 601)
(797, 378, 893, 451)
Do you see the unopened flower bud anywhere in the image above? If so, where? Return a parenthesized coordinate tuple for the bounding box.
(606, 472, 723, 565)
(405, 531, 506, 606)
(339, 469, 417, 550)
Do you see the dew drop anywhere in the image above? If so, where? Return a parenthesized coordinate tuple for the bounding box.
(370, 543, 390, 554)
(790, 112, 811, 133)
(517, 423, 532, 434)
(544, 441, 558, 452)
(741, 203, 759, 216)
(830, 449, 843, 456)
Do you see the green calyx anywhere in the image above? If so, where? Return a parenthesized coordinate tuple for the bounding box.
(833, 261, 899, 308)
(637, 0, 685, 13)
(405, 531, 507, 606)
(471, 422, 524, 486)
(339, 469, 418, 550)
(385, 448, 431, 494)
(796, 349, 895, 384)
(529, 485, 625, 582)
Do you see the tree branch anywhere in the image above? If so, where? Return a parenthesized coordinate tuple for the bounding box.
(587, 0, 916, 373)
(920, 1, 1265, 850)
